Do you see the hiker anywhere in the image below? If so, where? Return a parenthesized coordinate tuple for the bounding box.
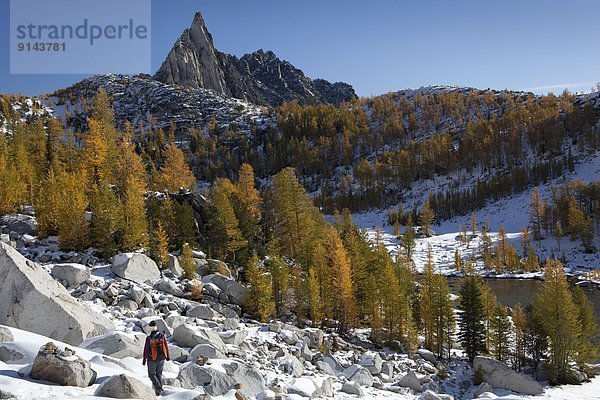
(142, 320, 170, 396)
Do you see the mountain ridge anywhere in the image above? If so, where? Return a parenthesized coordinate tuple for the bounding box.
(154, 11, 357, 107)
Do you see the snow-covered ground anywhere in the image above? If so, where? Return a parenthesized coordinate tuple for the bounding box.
(1, 324, 598, 399)
(352, 152, 600, 278)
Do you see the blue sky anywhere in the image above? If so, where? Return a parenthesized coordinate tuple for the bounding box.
(1, 0, 599, 97)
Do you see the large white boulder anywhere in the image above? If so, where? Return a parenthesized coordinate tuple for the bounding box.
(0, 242, 114, 346)
(187, 304, 222, 320)
(81, 332, 146, 359)
(111, 253, 160, 285)
(201, 274, 249, 305)
(398, 370, 422, 392)
(177, 360, 266, 397)
(288, 377, 333, 398)
(219, 330, 247, 346)
(51, 263, 91, 287)
(173, 324, 227, 354)
(188, 343, 226, 360)
(360, 352, 383, 375)
(95, 373, 156, 399)
(343, 365, 374, 387)
(473, 356, 543, 395)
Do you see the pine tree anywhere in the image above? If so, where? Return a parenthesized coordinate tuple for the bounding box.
(271, 167, 323, 265)
(458, 269, 486, 362)
(89, 183, 122, 257)
(180, 243, 196, 280)
(454, 249, 463, 271)
(120, 175, 149, 251)
(512, 303, 527, 371)
(234, 163, 262, 244)
(155, 143, 196, 193)
(420, 245, 437, 351)
(57, 170, 89, 251)
(489, 304, 512, 363)
(151, 221, 170, 269)
(324, 227, 356, 333)
(419, 200, 435, 236)
(480, 281, 498, 351)
(568, 199, 595, 252)
(266, 241, 290, 318)
(208, 178, 245, 261)
(307, 264, 324, 325)
(555, 221, 563, 251)
(419, 245, 454, 357)
(497, 225, 508, 268)
(532, 259, 580, 384)
(244, 253, 275, 322)
(520, 226, 530, 255)
(471, 212, 478, 237)
(530, 187, 544, 241)
(33, 166, 61, 237)
(571, 286, 598, 366)
(115, 122, 147, 197)
(401, 215, 416, 258)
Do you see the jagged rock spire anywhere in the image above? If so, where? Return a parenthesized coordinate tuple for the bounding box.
(154, 11, 356, 106)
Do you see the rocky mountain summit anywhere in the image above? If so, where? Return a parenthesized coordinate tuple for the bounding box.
(155, 12, 356, 107)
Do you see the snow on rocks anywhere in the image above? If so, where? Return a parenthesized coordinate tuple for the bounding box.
(341, 380, 365, 396)
(188, 343, 227, 361)
(0, 242, 114, 346)
(343, 364, 374, 387)
(51, 263, 91, 287)
(287, 376, 333, 398)
(177, 360, 267, 397)
(398, 370, 423, 392)
(29, 342, 97, 387)
(1, 214, 37, 235)
(187, 303, 222, 320)
(360, 351, 383, 375)
(110, 252, 160, 285)
(219, 329, 248, 346)
(0, 326, 14, 342)
(80, 331, 146, 359)
(201, 273, 249, 306)
(154, 277, 185, 297)
(94, 373, 156, 399)
(473, 355, 544, 395)
(173, 324, 227, 354)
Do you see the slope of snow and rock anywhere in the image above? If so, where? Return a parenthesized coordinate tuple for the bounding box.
(351, 150, 600, 278)
(50, 73, 273, 135)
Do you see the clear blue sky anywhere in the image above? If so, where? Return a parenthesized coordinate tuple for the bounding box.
(1, 0, 599, 97)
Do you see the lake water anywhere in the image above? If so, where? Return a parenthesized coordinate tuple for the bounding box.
(446, 277, 600, 323)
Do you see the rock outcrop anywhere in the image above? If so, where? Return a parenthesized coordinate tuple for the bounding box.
(473, 356, 544, 395)
(0, 242, 114, 346)
(155, 12, 356, 107)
